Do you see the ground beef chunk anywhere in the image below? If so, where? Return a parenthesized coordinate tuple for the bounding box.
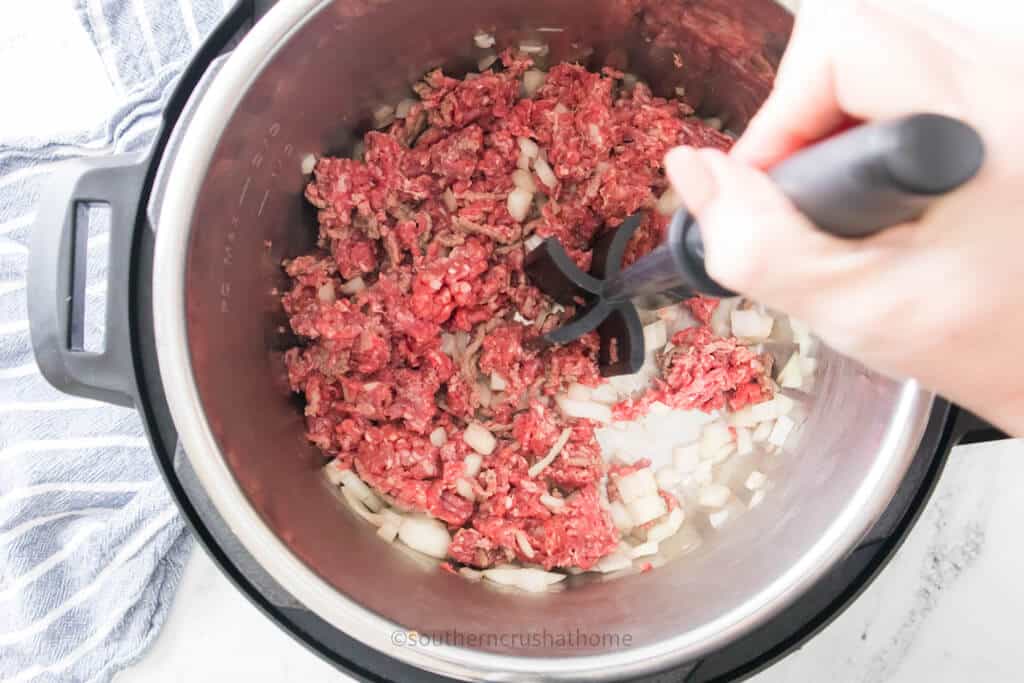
(285, 52, 767, 570)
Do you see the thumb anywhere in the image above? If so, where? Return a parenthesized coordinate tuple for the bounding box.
(663, 146, 864, 314)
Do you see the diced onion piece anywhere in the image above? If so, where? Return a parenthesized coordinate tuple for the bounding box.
(524, 235, 543, 252)
(777, 353, 804, 389)
(673, 443, 700, 474)
(540, 493, 566, 511)
(377, 522, 400, 543)
(323, 462, 347, 486)
(339, 276, 366, 295)
(464, 422, 497, 455)
(442, 187, 457, 211)
(556, 394, 612, 423)
(518, 39, 549, 56)
(615, 468, 659, 503)
(440, 333, 457, 357)
(698, 483, 731, 508)
(534, 157, 557, 189)
(558, 384, 593, 405)
(476, 382, 493, 408)
(339, 469, 373, 502)
(749, 394, 795, 423)
(646, 507, 685, 544)
(655, 466, 682, 490)
(528, 427, 572, 478)
(674, 85, 687, 98)
(397, 515, 452, 559)
(590, 383, 618, 404)
(341, 487, 382, 526)
(626, 495, 668, 526)
(429, 427, 448, 447)
(523, 69, 547, 96)
(790, 318, 814, 355)
(460, 567, 483, 581)
(372, 104, 396, 129)
(512, 168, 538, 193)
(317, 282, 336, 302)
(463, 453, 483, 478)
(517, 137, 540, 160)
(474, 31, 496, 48)
(477, 52, 498, 71)
(608, 500, 634, 532)
(301, 154, 317, 175)
(700, 422, 732, 461)
(730, 308, 775, 340)
(514, 530, 536, 558)
(749, 489, 767, 509)
(735, 427, 754, 456)
(745, 470, 768, 490)
(692, 460, 714, 486)
(362, 491, 384, 512)
(630, 542, 659, 558)
(708, 508, 731, 529)
(490, 372, 508, 392)
(801, 357, 818, 375)
(595, 550, 633, 574)
(379, 508, 404, 527)
(752, 420, 774, 443)
(455, 478, 476, 501)
(395, 98, 416, 119)
(703, 116, 723, 131)
(643, 320, 668, 353)
(622, 73, 639, 91)
(507, 187, 533, 222)
(769, 415, 796, 447)
(656, 187, 682, 216)
(483, 567, 566, 592)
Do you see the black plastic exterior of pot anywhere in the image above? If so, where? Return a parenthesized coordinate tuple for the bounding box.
(25, 1, 1007, 681)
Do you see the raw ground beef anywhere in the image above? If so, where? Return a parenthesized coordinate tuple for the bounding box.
(283, 52, 768, 571)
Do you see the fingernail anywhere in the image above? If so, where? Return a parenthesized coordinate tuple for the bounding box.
(665, 146, 719, 214)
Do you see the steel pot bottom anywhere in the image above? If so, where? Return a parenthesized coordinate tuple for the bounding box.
(152, 0, 934, 679)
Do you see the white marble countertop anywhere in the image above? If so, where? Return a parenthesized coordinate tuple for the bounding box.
(115, 440, 1024, 683)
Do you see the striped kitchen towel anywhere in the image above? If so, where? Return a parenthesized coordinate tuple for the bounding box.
(0, 1, 230, 681)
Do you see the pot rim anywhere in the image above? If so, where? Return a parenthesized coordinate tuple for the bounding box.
(152, 1, 933, 679)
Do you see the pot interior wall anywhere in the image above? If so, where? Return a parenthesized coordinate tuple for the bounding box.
(183, 0, 920, 661)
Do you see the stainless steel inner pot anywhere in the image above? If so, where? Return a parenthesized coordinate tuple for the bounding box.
(151, 0, 934, 680)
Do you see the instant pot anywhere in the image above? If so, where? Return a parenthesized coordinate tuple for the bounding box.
(27, 0, 1005, 680)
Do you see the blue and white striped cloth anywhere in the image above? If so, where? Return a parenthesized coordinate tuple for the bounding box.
(1, 1, 229, 681)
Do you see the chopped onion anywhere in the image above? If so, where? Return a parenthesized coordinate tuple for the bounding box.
(540, 493, 566, 512)
(566, 383, 592, 402)
(442, 187, 457, 211)
(630, 542, 659, 559)
(474, 31, 496, 48)
(483, 567, 565, 592)
(323, 462, 347, 486)
(656, 187, 682, 216)
(790, 318, 814, 355)
(700, 422, 732, 461)
(524, 235, 543, 252)
(463, 453, 483, 478)
(455, 478, 476, 501)
(710, 297, 736, 337)
(708, 508, 731, 529)
(459, 567, 483, 581)
(745, 470, 768, 490)
(362, 491, 384, 513)
(377, 522, 400, 543)
(528, 427, 572, 478)
(429, 427, 448, 447)
(749, 489, 767, 509)
(674, 85, 687, 98)
(655, 466, 682, 490)
(514, 530, 536, 558)
(507, 187, 534, 222)
(703, 117, 723, 131)
(339, 276, 366, 295)
(490, 372, 507, 392)
(464, 422, 497, 455)
(801, 356, 818, 375)
(517, 137, 540, 160)
(730, 308, 774, 340)
(589, 383, 618, 405)
(777, 353, 804, 389)
(673, 443, 700, 474)
(769, 415, 796, 447)
(317, 282, 336, 302)
(608, 500, 634, 532)
(512, 168, 538, 193)
(341, 487, 383, 526)
(750, 394, 795, 423)
(735, 427, 754, 456)
(698, 483, 731, 508)
(643, 320, 668, 353)
(440, 333, 457, 357)
(615, 468, 658, 503)
(523, 69, 547, 96)
(372, 104, 396, 129)
(648, 401, 671, 415)
(301, 154, 317, 175)
(627, 495, 668, 526)
(477, 53, 498, 71)
(752, 420, 774, 443)
(395, 98, 416, 119)
(595, 551, 633, 574)
(534, 157, 557, 189)
(646, 507, 685, 544)
(398, 515, 452, 559)
(556, 395, 612, 423)
(379, 508, 403, 527)
(339, 469, 373, 502)
(692, 460, 714, 486)
(518, 39, 550, 56)
(622, 73, 639, 91)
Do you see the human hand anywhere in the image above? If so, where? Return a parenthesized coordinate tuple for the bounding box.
(664, 0, 1024, 435)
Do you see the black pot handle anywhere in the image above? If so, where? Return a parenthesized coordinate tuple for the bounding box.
(951, 406, 1010, 445)
(27, 153, 150, 408)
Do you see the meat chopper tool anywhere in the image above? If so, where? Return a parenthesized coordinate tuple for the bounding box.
(525, 113, 985, 376)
